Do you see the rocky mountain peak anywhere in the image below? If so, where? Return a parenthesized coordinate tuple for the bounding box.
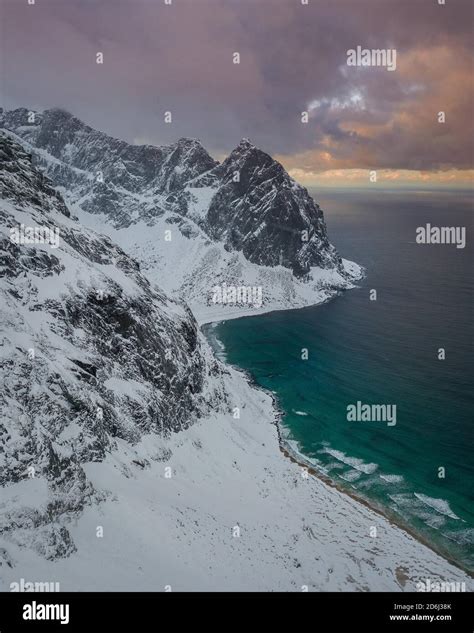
(224, 137, 274, 168)
(236, 138, 255, 150)
(176, 136, 204, 148)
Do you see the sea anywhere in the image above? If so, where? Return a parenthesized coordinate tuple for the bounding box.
(204, 188, 474, 573)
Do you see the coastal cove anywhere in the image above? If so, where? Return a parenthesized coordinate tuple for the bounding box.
(202, 188, 474, 575)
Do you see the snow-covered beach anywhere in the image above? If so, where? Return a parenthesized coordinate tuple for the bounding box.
(2, 285, 471, 592)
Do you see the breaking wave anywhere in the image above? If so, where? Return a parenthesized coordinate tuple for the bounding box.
(321, 447, 378, 475)
(414, 493, 461, 520)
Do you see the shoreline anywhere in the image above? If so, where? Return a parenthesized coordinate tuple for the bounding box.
(200, 300, 474, 581)
(194, 290, 341, 327)
(277, 431, 474, 579)
(193, 257, 365, 326)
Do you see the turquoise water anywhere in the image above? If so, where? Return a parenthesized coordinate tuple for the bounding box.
(205, 189, 474, 572)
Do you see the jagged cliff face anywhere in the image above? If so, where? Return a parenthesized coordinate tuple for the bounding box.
(1, 108, 343, 277)
(0, 133, 225, 560)
(201, 139, 339, 275)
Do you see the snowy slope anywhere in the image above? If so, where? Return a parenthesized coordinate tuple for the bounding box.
(1, 360, 470, 591)
(0, 133, 228, 561)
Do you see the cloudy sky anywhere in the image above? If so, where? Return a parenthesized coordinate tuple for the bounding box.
(1, 0, 473, 187)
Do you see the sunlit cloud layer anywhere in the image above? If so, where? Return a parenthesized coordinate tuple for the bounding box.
(2, 0, 473, 187)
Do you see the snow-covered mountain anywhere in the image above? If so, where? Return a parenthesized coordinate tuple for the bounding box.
(0, 132, 228, 561)
(0, 108, 362, 322)
(0, 123, 470, 593)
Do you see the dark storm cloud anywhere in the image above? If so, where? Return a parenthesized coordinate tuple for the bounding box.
(1, 0, 472, 172)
